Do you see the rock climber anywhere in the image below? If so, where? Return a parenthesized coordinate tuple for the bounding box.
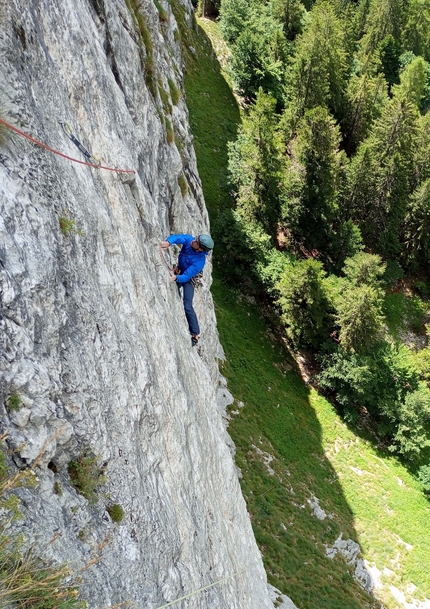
(160, 233, 214, 347)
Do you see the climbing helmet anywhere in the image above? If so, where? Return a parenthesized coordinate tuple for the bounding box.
(197, 234, 214, 251)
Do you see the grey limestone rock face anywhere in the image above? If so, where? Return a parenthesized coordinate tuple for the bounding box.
(268, 584, 300, 609)
(0, 0, 274, 607)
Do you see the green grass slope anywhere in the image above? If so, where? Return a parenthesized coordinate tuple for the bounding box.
(180, 11, 430, 609)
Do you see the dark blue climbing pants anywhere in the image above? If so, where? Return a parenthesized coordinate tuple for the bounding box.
(179, 281, 200, 336)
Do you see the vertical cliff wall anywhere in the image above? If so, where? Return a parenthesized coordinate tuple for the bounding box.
(0, 0, 274, 607)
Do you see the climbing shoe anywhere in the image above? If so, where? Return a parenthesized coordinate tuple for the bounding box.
(191, 335, 199, 347)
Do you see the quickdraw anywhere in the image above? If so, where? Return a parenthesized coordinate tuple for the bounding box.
(0, 116, 135, 173)
(60, 122, 101, 166)
(190, 272, 203, 289)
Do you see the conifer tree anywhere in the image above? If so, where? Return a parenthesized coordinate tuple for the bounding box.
(229, 29, 264, 98)
(229, 6, 288, 101)
(393, 56, 428, 108)
(328, 252, 386, 353)
(377, 34, 402, 87)
(359, 0, 408, 60)
(411, 112, 430, 188)
(345, 96, 419, 255)
(276, 258, 330, 348)
(402, 0, 430, 63)
(344, 71, 388, 151)
(399, 52, 430, 112)
(228, 89, 284, 231)
(402, 178, 430, 267)
(286, 1, 349, 123)
(218, 0, 252, 44)
(389, 386, 430, 457)
(336, 284, 385, 353)
(342, 251, 386, 286)
(353, 0, 372, 42)
(270, 0, 305, 40)
(286, 106, 342, 252)
(327, 220, 365, 272)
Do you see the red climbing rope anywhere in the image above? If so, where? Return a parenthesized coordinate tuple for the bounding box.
(159, 243, 174, 273)
(0, 117, 135, 174)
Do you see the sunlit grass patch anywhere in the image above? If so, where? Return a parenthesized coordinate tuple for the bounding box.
(312, 388, 430, 600)
(215, 280, 378, 608)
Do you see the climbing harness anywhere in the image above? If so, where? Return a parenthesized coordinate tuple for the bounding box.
(0, 116, 135, 174)
(154, 568, 247, 609)
(60, 122, 101, 166)
(159, 244, 204, 289)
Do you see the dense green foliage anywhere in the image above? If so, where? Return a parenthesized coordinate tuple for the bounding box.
(107, 504, 125, 523)
(277, 258, 330, 347)
(215, 0, 430, 462)
(216, 0, 430, 462)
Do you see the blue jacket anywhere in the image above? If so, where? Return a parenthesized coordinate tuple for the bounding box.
(166, 234, 209, 284)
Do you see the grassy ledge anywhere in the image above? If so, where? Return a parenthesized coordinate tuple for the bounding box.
(0, 441, 85, 609)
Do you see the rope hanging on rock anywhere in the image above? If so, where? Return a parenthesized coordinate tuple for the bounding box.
(154, 568, 247, 609)
(159, 243, 174, 273)
(0, 117, 135, 174)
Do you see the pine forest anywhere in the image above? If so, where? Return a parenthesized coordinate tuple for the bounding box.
(208, 0, 430, 469)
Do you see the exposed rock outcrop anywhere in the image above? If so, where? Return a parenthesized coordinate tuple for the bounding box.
(0, 0, 273, 606)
